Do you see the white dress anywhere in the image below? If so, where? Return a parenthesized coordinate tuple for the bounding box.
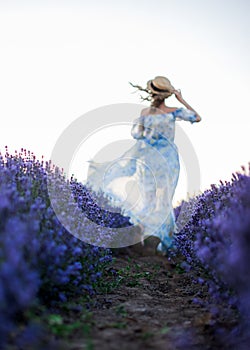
(84, 107, 197, 252)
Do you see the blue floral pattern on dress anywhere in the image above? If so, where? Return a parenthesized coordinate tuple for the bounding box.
(84, 107, 197, 252)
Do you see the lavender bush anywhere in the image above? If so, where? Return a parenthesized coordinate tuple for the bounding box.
(173, 164, 250, 348)
(0, 147, 131, 348)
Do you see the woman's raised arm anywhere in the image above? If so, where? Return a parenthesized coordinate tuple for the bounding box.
(173, 89, 201, 122)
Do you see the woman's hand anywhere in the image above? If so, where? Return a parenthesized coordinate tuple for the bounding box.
(173, 89, 202, 122)
(173, 89, 184, 102)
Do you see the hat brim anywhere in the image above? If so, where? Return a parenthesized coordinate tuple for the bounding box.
(147, 80, 173, 96)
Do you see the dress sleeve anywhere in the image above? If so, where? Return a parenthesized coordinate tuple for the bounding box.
(131, 115, 145, 139)
(173, 108, 197, 124)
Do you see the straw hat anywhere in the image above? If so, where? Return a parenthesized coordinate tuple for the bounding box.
(147, 76, 175, 97)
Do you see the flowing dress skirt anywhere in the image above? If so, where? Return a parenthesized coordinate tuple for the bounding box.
(84, 134, 180, 252)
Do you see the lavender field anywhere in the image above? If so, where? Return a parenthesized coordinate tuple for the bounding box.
(0, 146, 250, 350)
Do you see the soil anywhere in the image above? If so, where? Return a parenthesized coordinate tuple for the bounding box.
(54, 237, 237, 350)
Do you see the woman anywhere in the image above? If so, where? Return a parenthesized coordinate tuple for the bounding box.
(85, 76, 201, 253)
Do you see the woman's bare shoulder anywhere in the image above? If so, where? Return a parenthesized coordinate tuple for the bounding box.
(140, 107, 150, 116)
(140, 107, 180, 116)
(163, 107, 180, 113)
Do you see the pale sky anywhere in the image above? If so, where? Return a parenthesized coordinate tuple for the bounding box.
(0, 0, 249, 206)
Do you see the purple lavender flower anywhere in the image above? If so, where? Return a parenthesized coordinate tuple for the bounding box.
(173, 163, 250, 347)
(0, 146, 117, 348)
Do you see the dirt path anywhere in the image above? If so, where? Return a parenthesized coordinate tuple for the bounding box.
(61, 240, 233, 350)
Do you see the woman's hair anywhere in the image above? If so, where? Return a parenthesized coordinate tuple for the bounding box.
(129, 81, 169, 113)
(151, 94, 167, 108)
